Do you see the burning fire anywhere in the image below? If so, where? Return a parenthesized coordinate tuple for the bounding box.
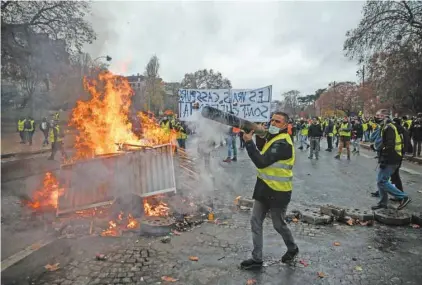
(101, 211, 139, 237)
(23, 172, 64, 210)
(143, 199, 170, 217)
(69, 71, 177, 159)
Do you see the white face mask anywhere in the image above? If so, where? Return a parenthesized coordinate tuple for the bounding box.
(268, 125, 280, 134)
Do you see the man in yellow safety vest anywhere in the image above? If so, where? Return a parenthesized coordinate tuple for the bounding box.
(17, 117, 26, 143)
(334, 117, 352, 160)
(48, 121, 67, 160)
(240, 111, 298, 270)
(371, 117, 411, 211)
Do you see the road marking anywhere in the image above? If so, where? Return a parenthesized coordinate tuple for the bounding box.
(360, 153, 421, 175)
(1, 235, 57, 272)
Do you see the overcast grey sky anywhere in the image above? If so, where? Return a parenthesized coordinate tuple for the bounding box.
(87, 1, 364, 100)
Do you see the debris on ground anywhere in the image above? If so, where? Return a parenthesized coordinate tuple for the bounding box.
(299, 259, 309, 267)
(161, 236, 171, 243)
(189, 256, 199, 261)
(411, 224, 420, 229)
(355, 265, 363, 271)
(333, 242, 341, 246)
(161, 276, 178, 282)
(95, 254, 107, 261)
(246, 279, 257, 285)
(317, 272, 326, 278)
(44, 263, 60, 271)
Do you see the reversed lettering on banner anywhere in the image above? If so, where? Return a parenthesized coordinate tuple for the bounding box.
(178, 86, 272, 122)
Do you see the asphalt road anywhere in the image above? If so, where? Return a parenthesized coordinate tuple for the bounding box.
(1, 137, 421, 285)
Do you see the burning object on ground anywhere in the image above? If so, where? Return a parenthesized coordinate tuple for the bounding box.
(21, 172, 63, 212)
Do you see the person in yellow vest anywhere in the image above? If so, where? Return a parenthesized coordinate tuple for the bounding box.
(23, 116, 35, 145)
(298, 119, 309, 150)
(334, 117, 352, 160)
(362, 120, 369, 142)
(17, 117, 26, 144)
(401, 116, 412, 130)
(324, 118, 335, 152)
(175, 122, 187, 149)
(240, 111, 298, 270)
(53, 112, 60, 121)
(48, 121, 67, 160)
(371, 117, 411, 210)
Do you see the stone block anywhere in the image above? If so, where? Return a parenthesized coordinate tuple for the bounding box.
(302, 209, 333, 225)
(320, 204, 346, 218)
(374, 209, 411, 226)
(345, 208, 374, 221)
(237, 197, 254, 208)
(411, 212, 422, 226)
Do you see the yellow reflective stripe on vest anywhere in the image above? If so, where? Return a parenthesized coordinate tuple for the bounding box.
(257, 173, 293, 182)
(257, 133, 295, 192)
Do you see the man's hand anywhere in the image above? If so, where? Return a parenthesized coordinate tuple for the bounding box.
(243, 130, 254, 142)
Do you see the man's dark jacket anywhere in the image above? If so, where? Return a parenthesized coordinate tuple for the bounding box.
(308, 123, 323, 138)
(245, 129, 292, 209)
(379, 123, 402, 166)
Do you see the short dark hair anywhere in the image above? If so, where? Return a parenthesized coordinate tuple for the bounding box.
(272, 111, 289, 122)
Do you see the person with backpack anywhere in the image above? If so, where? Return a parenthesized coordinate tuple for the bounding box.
(40, 117, 50, 146)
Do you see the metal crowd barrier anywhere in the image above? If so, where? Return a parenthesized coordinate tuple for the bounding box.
(57, 144, 177, 215)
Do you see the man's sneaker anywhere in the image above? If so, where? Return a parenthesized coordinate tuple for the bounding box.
(306, 145, 310, 150)
(371, 192, 380, 197)
(223, 157, 231, 163)
(308, 156, 312, 159)
(232, 157, 237, 162)
(389, 197, 403, 202)
(371, 204, 387, 210)
(347, 156, 351, 160)
(281, 247, 299, 263)
(334, 154, 340, 159)
(240, 259, 263, 270)
(315, 156, 319, 160)
(397, 197, 412, 210)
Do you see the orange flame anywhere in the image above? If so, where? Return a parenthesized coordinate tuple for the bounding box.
(69, 71, 177, 158)
(24, 172, 64, 210)
(100, 212, 139, 236)
(143, 199, 169, 217)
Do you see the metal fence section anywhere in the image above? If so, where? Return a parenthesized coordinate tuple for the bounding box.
(57, 144, 177, 215)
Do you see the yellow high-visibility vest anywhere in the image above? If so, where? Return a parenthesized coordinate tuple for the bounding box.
(339, 123, 351, 137)
(383, 123, 402, 156)
(257, 133, 295, 192)
(300, 124, 308, 136)
(49, 126, 62, 142)
(18, 119, 25, 131)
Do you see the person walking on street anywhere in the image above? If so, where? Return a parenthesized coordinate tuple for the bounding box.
(308, 117, 323, 159)
(409, 113, 422, 157)
(325, 118, 334, 152)
(23, 116, 34, 145)
(48, 120, 67, 160)
(240, 112, 298, 270)
(223, 125, 238, 162)
(335, 117, 352, 160)
(371, 117, 411, 210)
(298, 119, 309, 150)
(40, 117, 50, 146)
(352, 118, 363, 155)
(17, 117, 26, 144)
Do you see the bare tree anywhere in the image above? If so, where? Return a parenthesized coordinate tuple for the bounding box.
(181, 69, 232, 89)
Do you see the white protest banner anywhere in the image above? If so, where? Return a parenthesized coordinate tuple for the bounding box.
(230, 86, 272, 122)
(178, 85, 272, 122)
(178, 89, 231, 121)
